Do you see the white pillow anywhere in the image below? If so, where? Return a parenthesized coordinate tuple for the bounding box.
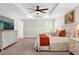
(66, 30, 75, 38)
(65, 31, 71, 37)
(54, 30, 60, 36)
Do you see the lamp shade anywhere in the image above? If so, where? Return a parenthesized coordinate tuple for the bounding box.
(76, 24, 79, 30)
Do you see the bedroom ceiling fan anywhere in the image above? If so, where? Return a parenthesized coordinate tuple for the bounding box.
(27, 5, 48, 14)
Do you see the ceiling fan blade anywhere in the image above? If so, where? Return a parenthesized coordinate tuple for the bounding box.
(39, 11, 46, 13)
(29, 11, 35, 13)
(27, 8, 35, 10)
(40, 8, 48, 11)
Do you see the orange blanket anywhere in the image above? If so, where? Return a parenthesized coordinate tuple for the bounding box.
(39, 34, 50, 46)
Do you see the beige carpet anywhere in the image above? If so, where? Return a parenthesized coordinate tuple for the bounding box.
(0, 37, 70, 55)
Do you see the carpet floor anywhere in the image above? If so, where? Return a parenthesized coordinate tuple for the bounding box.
(0, 37, 70, 55)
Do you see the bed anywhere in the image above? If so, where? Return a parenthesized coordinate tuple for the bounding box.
(34, 34, 69, 51)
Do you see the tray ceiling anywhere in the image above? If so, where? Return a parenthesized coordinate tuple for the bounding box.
(0, 3, 79, 19)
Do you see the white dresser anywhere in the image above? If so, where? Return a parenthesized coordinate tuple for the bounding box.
(69, 38, 79, 55)
(0, 30, 17, 52)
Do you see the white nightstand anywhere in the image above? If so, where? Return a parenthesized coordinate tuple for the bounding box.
(69, 38, 79, 55)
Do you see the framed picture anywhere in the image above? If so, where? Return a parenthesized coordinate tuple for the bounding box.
(64, 11, 75, 24)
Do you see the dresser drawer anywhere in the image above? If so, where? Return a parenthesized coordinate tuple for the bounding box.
(69, 47, 74, 52)
(74, 42, 79, 47)
(74, 50, 79, 55)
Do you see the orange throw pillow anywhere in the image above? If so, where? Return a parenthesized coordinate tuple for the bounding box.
(59, 30, 65, 37)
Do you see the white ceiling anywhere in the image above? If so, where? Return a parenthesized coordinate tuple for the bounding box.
(0, 3, 79, 20)
(51, 3, 79, 18)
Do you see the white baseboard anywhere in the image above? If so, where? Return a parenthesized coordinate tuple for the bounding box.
(24, 36, 37, 38)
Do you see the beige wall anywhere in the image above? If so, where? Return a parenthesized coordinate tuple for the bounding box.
(23, 19, 54, 37)
(55, 5, 79, 29)
(0, 9, 23, 39)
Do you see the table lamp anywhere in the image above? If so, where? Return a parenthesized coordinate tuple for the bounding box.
(76, 24, 79, 37)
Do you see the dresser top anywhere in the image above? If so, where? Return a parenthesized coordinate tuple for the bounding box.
(0, 30, 17, 32)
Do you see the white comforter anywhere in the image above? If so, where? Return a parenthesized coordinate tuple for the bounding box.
(34, 35, 69, 51)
